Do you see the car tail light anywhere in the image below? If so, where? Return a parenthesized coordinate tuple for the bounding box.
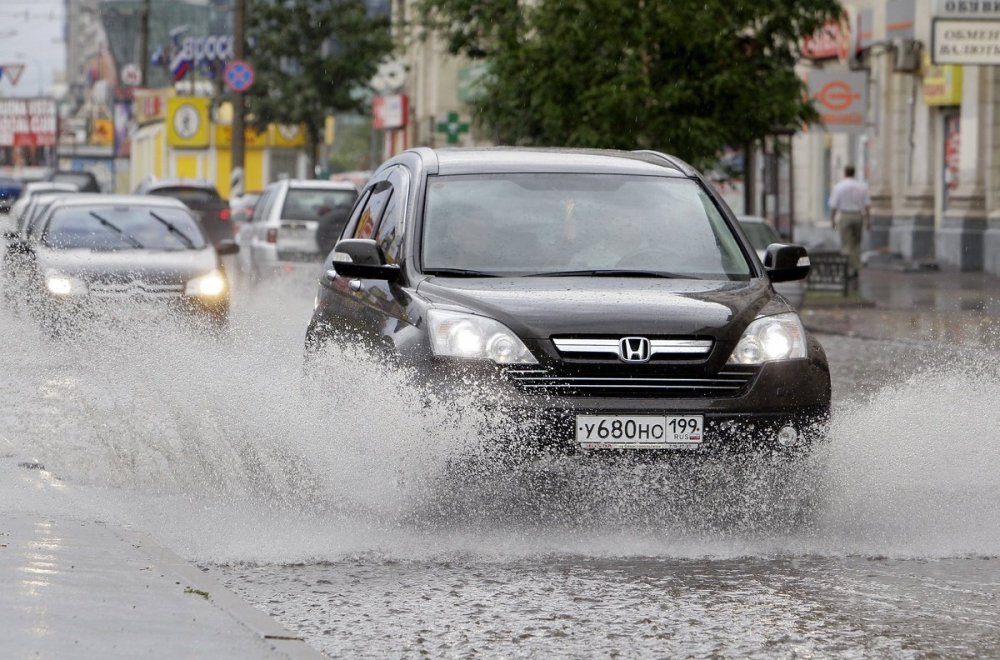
(266, 228, 278, 243)
(219, 208, 231, 221)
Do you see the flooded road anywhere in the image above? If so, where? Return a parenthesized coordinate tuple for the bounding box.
(3, 269, 1000, 657)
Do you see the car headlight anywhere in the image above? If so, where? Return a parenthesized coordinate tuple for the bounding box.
(727, 312, 807, 365)
(427, 309, 537, 364)
(46, 273, 87, 296)
(185, 269, 227, 297)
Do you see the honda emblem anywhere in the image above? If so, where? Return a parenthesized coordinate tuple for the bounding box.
(619, 337, 651, 363)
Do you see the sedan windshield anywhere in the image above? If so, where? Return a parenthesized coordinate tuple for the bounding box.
(43, 206, 207, 251)
(422, 173, 751, 279)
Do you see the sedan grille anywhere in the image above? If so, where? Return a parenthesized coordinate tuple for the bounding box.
(501, 365, 758, 399)
(88, 281, 185, 298)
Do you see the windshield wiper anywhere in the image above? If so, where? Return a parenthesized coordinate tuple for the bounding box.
(423, 268, 502, 278)
(148, 210, 196, 249)
(525, 269, 693, 279)
(89, 212, 144, 249)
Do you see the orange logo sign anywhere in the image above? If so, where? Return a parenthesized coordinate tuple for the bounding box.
(816, 81, 861, 111)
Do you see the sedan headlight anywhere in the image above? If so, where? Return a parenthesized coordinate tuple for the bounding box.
(46, 273, 87, 296)
(427, 309, 537, 364)
(185, 269, 227, 297)
(727, 312, 807, 365)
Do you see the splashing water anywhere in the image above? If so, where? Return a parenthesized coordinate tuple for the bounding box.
(3, 275, 999, 564)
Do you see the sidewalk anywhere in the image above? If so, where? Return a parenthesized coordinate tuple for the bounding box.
(800, 267, 1000, 348)
(0, 456, 324, 659)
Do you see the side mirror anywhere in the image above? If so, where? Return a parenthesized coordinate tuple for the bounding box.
(216, 239, 240, 256)
(764, 243, 810, 282)
(331, 238, 400, 281)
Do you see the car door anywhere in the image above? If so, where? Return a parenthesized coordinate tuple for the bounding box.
(357, 167, 414, 351)
(319, 173, 394, 339)
(248, 185, 278, 272)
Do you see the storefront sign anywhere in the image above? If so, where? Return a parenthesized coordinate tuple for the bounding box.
(923, 53, 963, 105)
(214, 124, 268, 149)
(0, 98, 56, 147)
(133, 88, 170, 125)
(807, 71, 868, 134)
(801, 19, 848, 60)
(934, 0, 1000, 18)
(932, 19, 1000, 64)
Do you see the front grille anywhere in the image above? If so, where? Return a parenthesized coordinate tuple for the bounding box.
(501, 365, 757, 398)
(88, 282, 185, 298)
(552, 337, 713, 361)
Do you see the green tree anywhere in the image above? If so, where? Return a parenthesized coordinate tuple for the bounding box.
(246, 0, 393, 173)
(421, 0, 842, 167)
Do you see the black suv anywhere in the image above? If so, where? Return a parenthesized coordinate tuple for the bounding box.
(306, 148, 830, 453)
(134, 179, 233, 248)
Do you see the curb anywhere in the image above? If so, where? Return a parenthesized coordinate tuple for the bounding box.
(112, 525, 326, 660)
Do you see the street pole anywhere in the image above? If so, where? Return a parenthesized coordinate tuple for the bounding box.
(139, 0, 151, 86)
(231, 0, 246, 196)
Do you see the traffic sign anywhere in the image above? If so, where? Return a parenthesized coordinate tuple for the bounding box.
(121, 63, 141, 86)
(224, 60, 255, 93)
(0, 63, 25, 87)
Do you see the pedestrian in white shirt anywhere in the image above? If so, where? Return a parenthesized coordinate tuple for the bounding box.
(828, 165, 870, 280)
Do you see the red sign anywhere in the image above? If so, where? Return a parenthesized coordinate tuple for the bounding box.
(801, 21, 851, 60)
(372, 94, 408, 130)
(0, 98, 57, 148)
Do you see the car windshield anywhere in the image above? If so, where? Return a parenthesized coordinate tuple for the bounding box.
(147, 186, 220, 205)
(43, 206, 207, 251)
(740, 221, 781, 251)
(280, 188, 357, 222)
(422, 173, 751, 279)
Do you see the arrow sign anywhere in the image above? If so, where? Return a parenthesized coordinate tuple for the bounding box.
(0, 64, 25, 86)
(224, 60, 254, 93)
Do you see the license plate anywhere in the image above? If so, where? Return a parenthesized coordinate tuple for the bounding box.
(576, 415, 703, 449)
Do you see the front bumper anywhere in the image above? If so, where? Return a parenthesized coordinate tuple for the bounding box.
(32, 292, 230, 329)
(441, 358, 832, 454)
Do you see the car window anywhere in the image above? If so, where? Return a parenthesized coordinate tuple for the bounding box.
(147, 186, 220, 205)
(373, 170, 407, 263)
(421, 173, 752, 280)
(252, 189, 274, 223)
(353, 181, 392, 239)
(280, 188, 356, 222)
(740, 221, 781, 251)
(42, 206, 208, 251)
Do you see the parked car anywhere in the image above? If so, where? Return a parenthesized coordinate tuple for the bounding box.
(4, 195, 238, 331)
(0, 176, 23, 214)
(2, 183, 79, 232)
(305, 148, 830, 455)
(134, 178, 233, 248)
(45, 170, 101, 193)
(737, 216, 807, 309)
(236, 179, 357, 283)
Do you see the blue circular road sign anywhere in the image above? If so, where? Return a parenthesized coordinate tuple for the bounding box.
(224, 60, 255, 93)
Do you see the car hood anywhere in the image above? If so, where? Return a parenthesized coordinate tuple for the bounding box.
(37, 247, 219, 283)
(416, 276, 783, 339)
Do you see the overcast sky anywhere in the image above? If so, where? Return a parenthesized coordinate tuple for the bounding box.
(0, 0, 66, 97)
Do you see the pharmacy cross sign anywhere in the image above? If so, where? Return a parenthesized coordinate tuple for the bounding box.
(436, 112, 469, 144)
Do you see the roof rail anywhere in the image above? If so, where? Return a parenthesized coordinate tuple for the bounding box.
(632, 150, 697, 176)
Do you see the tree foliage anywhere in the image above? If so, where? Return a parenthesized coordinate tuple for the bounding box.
(246, 0, 393, 166)
(421, 0, 842, 166)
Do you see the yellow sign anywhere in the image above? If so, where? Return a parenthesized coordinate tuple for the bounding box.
(90, 119, 113, 146)
(923, 53, 962, 106)
(269, 123, 307, 148)
(133, 88, 172, 125)
(324, 115, 335, 145)
(167, 97, 210, 148)
(214, 124, 269, 149)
